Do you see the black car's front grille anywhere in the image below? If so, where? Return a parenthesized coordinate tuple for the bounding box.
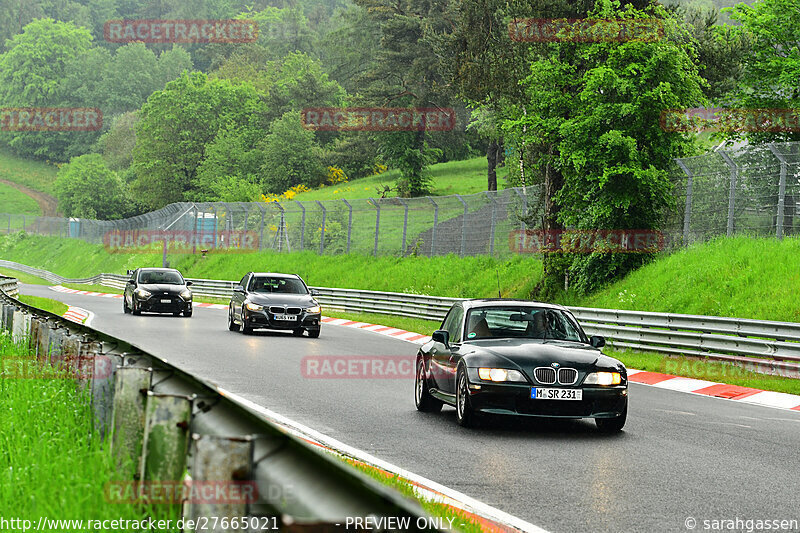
(558, 368, 578, 385)
(268, 306, 302, 315)
(534, 367, 556, 384)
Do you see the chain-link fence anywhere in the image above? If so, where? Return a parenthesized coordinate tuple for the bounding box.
(2, 141, 798, 256)
(671, 141, 800, 243)
(0, 188, 538, 257)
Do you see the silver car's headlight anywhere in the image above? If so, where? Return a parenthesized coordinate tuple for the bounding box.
(245, 302, 263, 311)
(306, 305, 321, 314)
(180, 290, 192, 300)
(134, 288, 151, 299)
(584, 372, 623, 386)
(478, 368, 526, 382)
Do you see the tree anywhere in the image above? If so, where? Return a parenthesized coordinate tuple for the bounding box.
(100, 43, 161, 116)
(509, 4, 707, 294)
(95, 112, 139, 172)
(0, 19, 94, 160)
(260, 111, 325, 193)
(131, 71, 270, 210)
(55, 154, 130, 219)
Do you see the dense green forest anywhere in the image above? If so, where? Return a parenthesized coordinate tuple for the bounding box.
(0, 0, 796, 294)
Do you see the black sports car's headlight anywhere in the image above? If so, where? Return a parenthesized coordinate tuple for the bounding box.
(180, 289, 192, 300)
(134, 288, 151, 299)
(245, 302, 263, 311)
(584, 372, 623, 385)
(306, 305, 321, 314)
(478, 368, 527, 382)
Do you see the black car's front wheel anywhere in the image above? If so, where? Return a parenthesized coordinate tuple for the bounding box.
(596, 402, 627, 433)
(132, 300, 141, 316)
(227, 305, 240, 331)
(456, 366, 478, 427)
(123, 297, 131, 314)
(307, 328, 320, 338)
(415, 359, 442, 413)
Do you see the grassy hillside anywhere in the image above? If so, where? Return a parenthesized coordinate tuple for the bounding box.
(294, 157, 503, 202)
(0, 233, 542, 299)
(0, 182, 41, 215)
(0, 149, 59, 194)
(576, 236, 800, 322)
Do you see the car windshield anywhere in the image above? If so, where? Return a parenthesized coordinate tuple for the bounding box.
(138, 270, 184, 285)
(464, 307, 585, 343)
(249, 277, 307, 294)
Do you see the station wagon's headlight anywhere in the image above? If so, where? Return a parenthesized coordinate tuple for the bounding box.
(180, 290, 192, 300)
(134, 288, 151, 299)
(306, 305, 321, 314)
(478, 368, 526, 382)
(584, 372, 622, 385)
(245, 302, 263, 311)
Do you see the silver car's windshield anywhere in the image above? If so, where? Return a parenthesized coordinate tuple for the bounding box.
(138, 270, 184, 285)
(464, 307, 586, 342)
(249, 277, 308, 294)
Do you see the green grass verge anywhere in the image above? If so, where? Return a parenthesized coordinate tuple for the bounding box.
(344, 459, 483, 533)
(0, 181, 41, 215)
(0, 266, 50, 285)
(0, 148, 59, 194)
(0, 332, 173, 526)
(574, 236, 800, 322)
(293, 157, 502, 202)
(17, 294, 69, 316)
(0, 234, 543, 299)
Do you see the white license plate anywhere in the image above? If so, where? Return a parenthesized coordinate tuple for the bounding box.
(160, 299, 171, 303)
(531, 388, 582, 400)
(275, 314, 298, 321)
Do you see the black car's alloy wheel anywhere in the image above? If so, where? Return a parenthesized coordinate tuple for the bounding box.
(184, 309, 192, 317)
(307, 327, 320, 338)
(456, 366, 478, 427)
(123, 297, 130, 314)
(415, 360, 443, 413)
(596, 402, 627, 433)
(227, 305, 240, 331)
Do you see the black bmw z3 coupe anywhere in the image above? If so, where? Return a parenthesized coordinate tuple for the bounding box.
(415, 299, 628, 431)
(124, 267, 193, 317)
(227, 272, 322, 337)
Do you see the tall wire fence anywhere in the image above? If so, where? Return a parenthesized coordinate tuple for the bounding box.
(2, 141, 798, 257)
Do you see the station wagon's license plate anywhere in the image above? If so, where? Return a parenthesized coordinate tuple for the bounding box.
(274, 314, 298, 321)
(531, 388, 582, 400)
(160, 299, 171, 303)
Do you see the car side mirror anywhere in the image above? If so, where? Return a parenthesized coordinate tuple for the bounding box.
(126, 269, 134, 275)
(310, 288, 320, 296)
(233, 285, 245, 293)
(126, 279, 134, 285)
(185, 281, 193, 287)
(432, 330, 450, 348)
(589, 335, 605, 348)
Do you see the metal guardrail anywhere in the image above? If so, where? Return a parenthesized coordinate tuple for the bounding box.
(0, 274, 440, 531)
(2, 259, 799, 377)
(0, 276, 18, 297)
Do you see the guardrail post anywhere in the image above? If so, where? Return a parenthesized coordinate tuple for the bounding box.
(456, 194, 468, 257)
(371, 198, 380, 256)
(676, 158, 693, 245)
(258, 204, 266, 251)
(12, 309, 29, 344)
(91, 347, 122, 440)
(342, 199, 352, 254)
(316, 201, 326, 254)
(111, 366, 152, 480)
(485, 192, 497, 255)
(398, 198, 409, 254)
(768, 143, 788, 239)
(187, 435, 254, 531)
(427, 197, 438, 256)
(719, 150, 737, 237)
(139, 392, 193, 514)
(210, 206, 218, 249)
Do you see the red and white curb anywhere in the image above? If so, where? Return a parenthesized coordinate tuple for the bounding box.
(321, 316, 432, 344)
(220, 388, 548, 533)
(63, 305, 92, 325)
(46, 286, 800, 412)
